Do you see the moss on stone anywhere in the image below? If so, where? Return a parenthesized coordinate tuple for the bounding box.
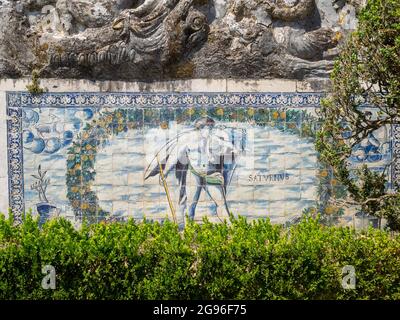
(167, 61, 195, 79)
(26, 69, 45, 94)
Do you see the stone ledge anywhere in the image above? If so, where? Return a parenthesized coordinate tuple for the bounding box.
(226, 79, 297, 93)
(0, 177, 8, 214)
(0, 78, 330, 93)
(296, 78, 332, 93)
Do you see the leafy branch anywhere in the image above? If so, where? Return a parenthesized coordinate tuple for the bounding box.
(31, 165, 50, 203)
(316, 0, 400, 230)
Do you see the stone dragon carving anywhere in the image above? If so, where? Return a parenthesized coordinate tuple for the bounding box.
(0, 0, 360, 80)
(43, 0, 209, 77)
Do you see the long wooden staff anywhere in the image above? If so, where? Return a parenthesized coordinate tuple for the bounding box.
(157, 155, 177, 224)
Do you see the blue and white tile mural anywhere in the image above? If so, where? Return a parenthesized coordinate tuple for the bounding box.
(6, 92, 399, 226)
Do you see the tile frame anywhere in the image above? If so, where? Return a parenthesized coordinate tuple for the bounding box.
(6, 91, 398, 221)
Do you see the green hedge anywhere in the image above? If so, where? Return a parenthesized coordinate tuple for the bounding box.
(1, 213, 400, 300)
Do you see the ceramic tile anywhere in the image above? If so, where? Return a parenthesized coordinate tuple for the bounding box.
(113, 201, 129, 217)
(300, 184, 318, 200)
(5, 92, 397, 226)
(112, 171, 129, 186)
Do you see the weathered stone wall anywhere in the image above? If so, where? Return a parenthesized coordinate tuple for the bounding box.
(0, 0, 362, 81)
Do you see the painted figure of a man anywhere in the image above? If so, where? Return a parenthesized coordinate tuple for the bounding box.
(145, 116, 244, 227)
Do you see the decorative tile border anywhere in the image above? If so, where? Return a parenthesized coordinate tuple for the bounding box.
(6, 98, 24, 222)
(393, 124, 400, 187)
(5, 91, 398, 220)
(9, 92, 324, 108)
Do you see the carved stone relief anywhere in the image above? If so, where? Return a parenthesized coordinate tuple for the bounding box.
(0, 0, 360, 80)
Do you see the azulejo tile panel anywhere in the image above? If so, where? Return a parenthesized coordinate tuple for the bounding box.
(6, 92, 398, 226)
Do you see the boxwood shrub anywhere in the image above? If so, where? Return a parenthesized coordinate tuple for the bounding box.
(1, 213, 400, 300)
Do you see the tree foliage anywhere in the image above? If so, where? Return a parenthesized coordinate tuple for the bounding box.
(316, 0, 400, 230)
